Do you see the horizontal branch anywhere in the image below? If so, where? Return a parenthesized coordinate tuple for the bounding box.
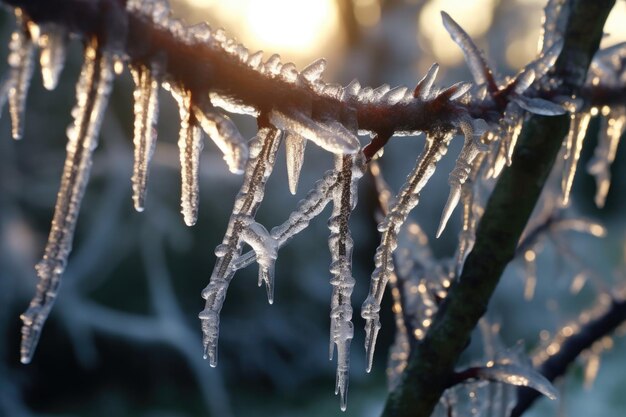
(380, 1, 616, 416)
(3, 0, 479, 138)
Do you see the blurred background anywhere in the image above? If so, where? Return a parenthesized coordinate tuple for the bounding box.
(1, 0, 626, 416)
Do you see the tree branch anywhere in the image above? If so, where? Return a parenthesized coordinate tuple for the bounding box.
(511, 297, 626, 417)
(380, 1, 616, 416)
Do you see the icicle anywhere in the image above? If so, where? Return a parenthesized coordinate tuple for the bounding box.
(301, 58, 326, 83)
(233, 168, 339, 271)
(200, 126, 282, 366)
(130, 62, 160, 212)
(437, 119, 487, 238)
(474, 364, 558, 400)
(8, 9, 36, 140)
(587, 110, 626, 208)
(328, 154, 364, 411)
(454, 156, 485, 275)
(37, 24, 68, 91)
(362, 128, 453, 372)
(20, 40, 114, 364)
(193, 95, 249, 174)
(174, 90, 204, 226)
(285, 131, 307, 195)
(561, 112, 591, 206)
(440, 12, 497, 93)
(270, 110, 359, 154)
(240, 222, 278, 304)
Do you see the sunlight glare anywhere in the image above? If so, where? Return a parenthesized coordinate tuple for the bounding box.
(244, 0, 338, 54)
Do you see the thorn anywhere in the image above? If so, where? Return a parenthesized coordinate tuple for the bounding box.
(437, 185, 461, 238)
(414, 63, 440, 99)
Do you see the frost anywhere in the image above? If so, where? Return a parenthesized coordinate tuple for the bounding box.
(174, 89, 204, 226)
(362, 129, 453, 372)
(284, 131, 307, 195)
(561, 112, 591, 206)
(200, 127, 282, 367)
(20, 41, 114, 364)
(8, 10, 35, 140)
(270, 110, 359, 154)
(193, 95, 249, 174)
(130, 63, 160, 212)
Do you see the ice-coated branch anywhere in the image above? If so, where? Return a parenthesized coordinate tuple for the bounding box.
(199, 124, 281, 367)
(511, 296, 626, 417)
(327, 154, 363, 411)
(20, 37, 114, 364)
(381, 1, 616, 416)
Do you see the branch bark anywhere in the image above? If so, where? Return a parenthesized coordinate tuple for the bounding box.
(380, 1, 616, 416)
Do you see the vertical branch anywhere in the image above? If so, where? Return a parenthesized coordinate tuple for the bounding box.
(380, 1, 615, 416)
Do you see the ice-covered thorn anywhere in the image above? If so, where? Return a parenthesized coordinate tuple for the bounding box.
(280, 62, 298, 83)
(344, 79, 361, 98)
(383, 86, 408, 105)
(270, 110, 359, 154)
(247, 50, 263, 69)
(38, 24, 68, 90)
(413, 63, 439, 99)
(439, 81, 472, 101)
(513, 95, 566, 116)
(265, 53, 282, 75)
(285, 131, 307, 194)
(301, 58, 326, 83)
(441, 11, 498, 93)
(372, 84, 390, 101)
(193, 95, 248, 174)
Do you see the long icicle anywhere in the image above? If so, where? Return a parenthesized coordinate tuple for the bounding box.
(199, 125, 282, 367)
(361, 128, 452, 372)
(20, 39, 114, 364)
(328, 154, 363, 411)
(130, 62, 160, 212)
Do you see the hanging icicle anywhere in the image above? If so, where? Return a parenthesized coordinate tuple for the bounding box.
(20, 38, 114, 364)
